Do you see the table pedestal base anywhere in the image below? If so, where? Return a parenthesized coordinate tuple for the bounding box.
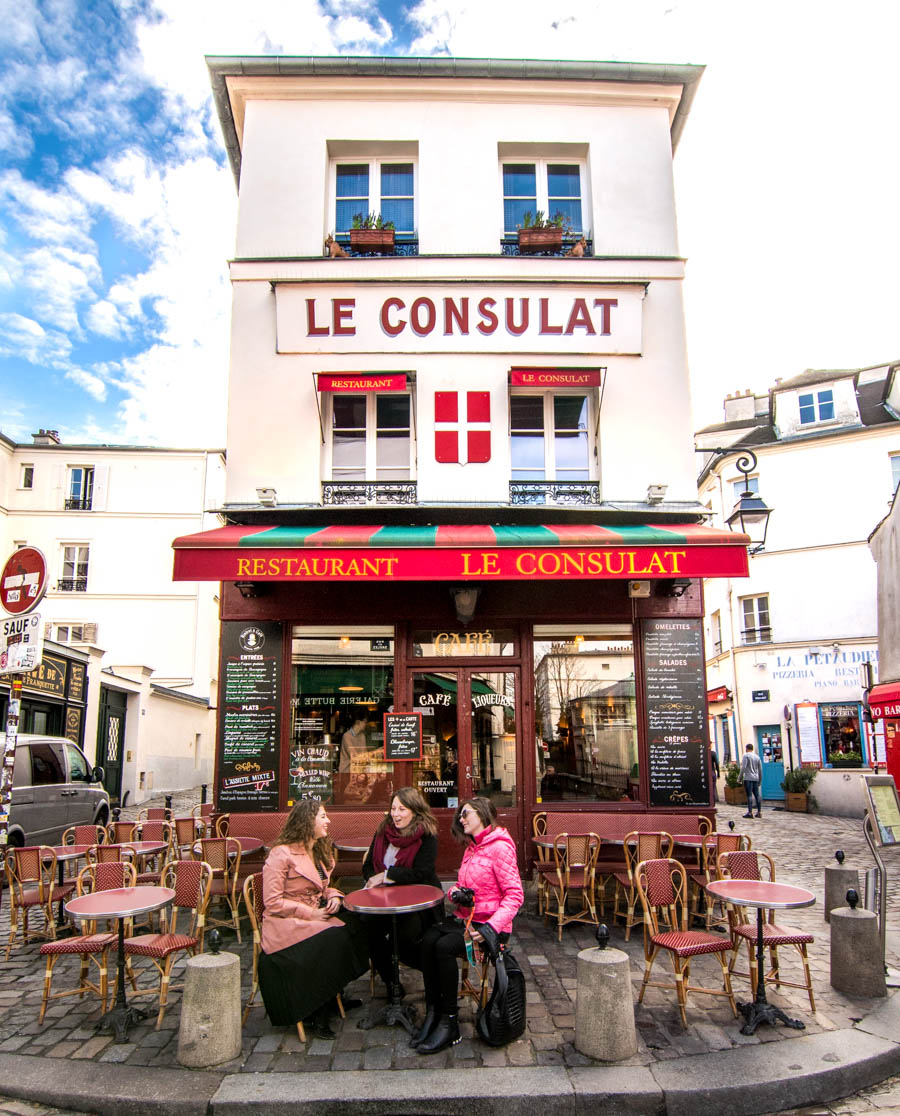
(358, 994, 418, 1034)
(99, 1002, 148, 1045)
(737, 997, 805, 1036)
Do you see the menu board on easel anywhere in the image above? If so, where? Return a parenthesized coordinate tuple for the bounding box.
(795, 702, 823, 766)
(642, 618, 709, 807)
(217, 621, 282, 810)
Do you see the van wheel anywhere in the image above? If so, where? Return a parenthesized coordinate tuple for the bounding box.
(95, 807, 109, 829)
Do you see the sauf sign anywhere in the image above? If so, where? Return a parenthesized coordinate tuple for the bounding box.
(275, 282, 644, 355)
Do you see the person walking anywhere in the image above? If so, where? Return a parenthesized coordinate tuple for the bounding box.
(709, 742, 720, 804)
(739, 742, 762, 818)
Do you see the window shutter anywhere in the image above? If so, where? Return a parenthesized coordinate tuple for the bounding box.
(92, 465, 109, 510)
(83, 622, 98, 643)
(44, 622, 53, 638)
(52, 464, 65, 504)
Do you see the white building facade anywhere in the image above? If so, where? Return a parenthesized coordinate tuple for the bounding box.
(0, 429, 225, 805)
(697, 362, 899, 815)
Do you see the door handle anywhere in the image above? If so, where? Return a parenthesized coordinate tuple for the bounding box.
(465, 766, 472, 781)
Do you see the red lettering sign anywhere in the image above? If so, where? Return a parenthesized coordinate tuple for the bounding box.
(317, 374, 407, 393)
(510, 370, 602, 387)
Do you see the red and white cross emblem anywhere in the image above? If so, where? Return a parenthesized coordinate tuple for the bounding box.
(434, 391, 491, 464)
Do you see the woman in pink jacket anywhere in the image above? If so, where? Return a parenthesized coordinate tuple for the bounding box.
(412, 796, 524, 1055)
(258, 799, 368, 1039)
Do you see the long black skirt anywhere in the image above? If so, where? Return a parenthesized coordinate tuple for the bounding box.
(258, 912, 369, 1026)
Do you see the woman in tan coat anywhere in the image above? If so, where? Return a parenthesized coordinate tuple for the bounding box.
(258, 799, 368, 1038)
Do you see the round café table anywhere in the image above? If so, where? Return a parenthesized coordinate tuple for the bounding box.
(193, 836, 264, 856)
(65, 885, 175, 1044)
(706, 878, 815, 1035)
(343, 883, 444, 1034)
(48, 845, 91, 925)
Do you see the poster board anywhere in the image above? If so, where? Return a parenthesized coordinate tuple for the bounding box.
(795, 702, 823, 766)
(642, 619, 709, 807)
(384, 712, 423, 761)
(861, 773, 900, 846)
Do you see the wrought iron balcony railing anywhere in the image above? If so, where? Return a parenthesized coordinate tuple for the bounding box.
(64, 496, 92, 510)
(509, 481, 601, 506)
(57, 578, 88, 593)
(740, 626, 772, 645)
(500, 236, 593, 258)
(322, 482, 418, 506)
(326, 237, 419, 258)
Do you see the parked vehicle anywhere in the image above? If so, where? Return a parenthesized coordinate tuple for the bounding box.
(2, 734, 108, 847)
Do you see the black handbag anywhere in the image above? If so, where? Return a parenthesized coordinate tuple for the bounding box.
(475, 947, 527, 1046)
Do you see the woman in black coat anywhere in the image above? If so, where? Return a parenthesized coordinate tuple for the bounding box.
(362, 786, 440, 997)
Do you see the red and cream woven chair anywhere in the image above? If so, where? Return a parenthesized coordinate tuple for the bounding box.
(718, 849, 816, 1011)
(62, 824, 107, 847)
(531, 812, 555, 916)
(174, 816, 202, 856)
(106, 821, 138, 844)
(548, 832, 601, 942)
(4, 846, 75, 959)
(242, 872, 264, 1025)
(37, 861, 136, 1023)
(133, 822, 174, 883)
(195, 837, 242, 943)
(613, 831, 673, 941)
(635, 857, 737, 1028)
(214, 814, 231, 837)
(87, 843, 137, 866)
(696, 832, 752, 928)
(137, 806, 173, 823)
(124, 859, 212, 1028)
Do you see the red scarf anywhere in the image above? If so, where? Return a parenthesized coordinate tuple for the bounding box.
(372, 822, 425, 871)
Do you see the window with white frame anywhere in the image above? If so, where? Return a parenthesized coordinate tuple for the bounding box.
(55, 624, 85, 643)
(66, 466, 94, 509)
(329, 393, 412, 482)
(740, 594, 771, 644)
(501, 161, 585, 235)
(731, 475, 759, 502)
(20, 464, 34, 490)
(798, 389, 834, 425)
(59, 545, 89, 592)
(334, 161, 416, 237)
(890, 454, 900, 494)
(510, 393, 591, 483)
(711, 610, 723, 655)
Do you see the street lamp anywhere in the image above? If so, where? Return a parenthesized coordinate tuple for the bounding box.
(698, 447, 773, 554)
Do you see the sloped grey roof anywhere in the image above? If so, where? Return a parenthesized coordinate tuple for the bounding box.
(771, 368, 856, 391)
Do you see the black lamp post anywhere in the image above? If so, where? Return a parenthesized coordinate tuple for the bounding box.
(699, 447, 773, 555)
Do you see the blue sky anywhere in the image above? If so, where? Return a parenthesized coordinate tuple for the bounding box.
(0, 0, 898, 447)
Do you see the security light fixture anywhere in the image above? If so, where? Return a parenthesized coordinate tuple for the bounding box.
(235, 581, 259, 598)
(647, 483, 667, 504)
(659, 578, 692, 598)
(450, 585, 480, 625)
(256, 487, 277, 507)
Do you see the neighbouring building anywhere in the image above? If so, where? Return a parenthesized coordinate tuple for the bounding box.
(697, 360, 900, 816)
(174, 55, 754, 868)
(0, 429, 225, 805)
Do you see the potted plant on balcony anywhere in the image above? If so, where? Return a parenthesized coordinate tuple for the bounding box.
(723, 762, 745, 806)
(349, 212, 395, 252)
(781, 765, 818, 813)
(517, 210, 569, 253)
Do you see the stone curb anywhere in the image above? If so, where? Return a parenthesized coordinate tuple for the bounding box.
(2, 1007, 900, 1116)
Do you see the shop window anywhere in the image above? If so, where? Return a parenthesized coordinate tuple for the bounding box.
(329, 393, 412, 481)
(66, 466, 94, 510)
(890, 453, 900, 495)
(740, 595, 771, 644)
(533, 625, 639, 803)
(20, 464, 34, 490)
(334, 160, 416, 236)
(510, 393, 591, 483)
(501, 161, 584, 235)
(820, 703, 865, 766)
(798, 389, 834, 425)
(289, 627, 395, 806)
(59, 545, 89, 592)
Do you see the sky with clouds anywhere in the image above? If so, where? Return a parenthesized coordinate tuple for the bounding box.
(0, 0, 897, 448)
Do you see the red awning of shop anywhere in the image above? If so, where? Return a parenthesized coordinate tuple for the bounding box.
(172, 522, 750, 583)
(316, 373, 407, 392)
(868, 682, 900, 720)
(707, 686, 731, 703)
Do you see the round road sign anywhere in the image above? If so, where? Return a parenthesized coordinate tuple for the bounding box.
(0, 547, 48, 615)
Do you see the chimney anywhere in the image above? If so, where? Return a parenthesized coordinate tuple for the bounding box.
(31, 429, 60, 445)
(723, 392, 757, 423)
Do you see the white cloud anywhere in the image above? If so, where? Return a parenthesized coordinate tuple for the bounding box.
(0, 312, 72, 365)
(66, 367, 108, 402)
(85, 300, 125, 338)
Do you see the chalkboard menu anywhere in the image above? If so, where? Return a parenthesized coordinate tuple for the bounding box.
(289, 742, 334, 802)
(217, 621, 283, 810)
(384, 712, 422, 761)
(642, 618, 709, 807)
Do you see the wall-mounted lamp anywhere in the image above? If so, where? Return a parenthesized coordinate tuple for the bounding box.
(659, 578, 692, 598)
(696, 447, 773, 554)
(235, 581, 260, 598)
(450, 585, 481, 625)
(339, 635, 351, 648)
(647, 483, 668, 505)
(256, 487, 277, 507)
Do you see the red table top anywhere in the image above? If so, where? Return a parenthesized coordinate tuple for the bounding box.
(333, 842, 370, 854)
(706, 879, 815, 910)
(51, 845, 91, 861)
(343, 884, 444, 915)
(194, 836, 263, 854)
(65, 885, 176, 921)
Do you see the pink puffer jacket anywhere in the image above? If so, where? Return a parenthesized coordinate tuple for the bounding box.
(453, 825, 524, 934)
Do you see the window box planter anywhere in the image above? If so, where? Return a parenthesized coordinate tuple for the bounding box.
(350, 228, 395, 252)
(724, 784, 745, 807)
(517, 227, 564, 253)
(785, 791, 809, 813)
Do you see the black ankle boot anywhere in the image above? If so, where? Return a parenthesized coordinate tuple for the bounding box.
(409, 1004, 439, 1048)
(307, 1006, 337, 1040)
(417, 1012, 460, 1054)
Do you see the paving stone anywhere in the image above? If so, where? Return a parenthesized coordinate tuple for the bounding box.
(239, 1053, 274, 1073)
(69, 1035, 112, 1059)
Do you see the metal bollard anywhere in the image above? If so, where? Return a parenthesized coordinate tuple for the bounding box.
(165, 794, 172, 812)
(201, 784, 208, 805)
(862, 867, 878, 912)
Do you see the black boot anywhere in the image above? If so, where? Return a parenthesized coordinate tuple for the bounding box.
(409, 1004, 439, 1048)
(417, 1012, 460, 1054)
(307, 1006, 337, 1040)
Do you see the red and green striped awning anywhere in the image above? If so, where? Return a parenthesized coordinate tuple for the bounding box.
(172, 522, 748, 583)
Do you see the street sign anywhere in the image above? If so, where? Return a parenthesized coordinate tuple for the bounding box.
(0, 612, 43, 675)
(0, 547, 48, 615)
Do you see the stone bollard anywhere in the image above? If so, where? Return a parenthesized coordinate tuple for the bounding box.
(177, 947, 242, 1067)
(830, 893, 886, 999)
(575, 930, 637, 1062)
(824, 855, 859, 923)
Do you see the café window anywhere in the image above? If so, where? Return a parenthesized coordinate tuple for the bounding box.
(328, 393, 413, 481)
(20, 464, 34, 490)
(411, 628, 516, 657)
(510, 394, 591, 482)
(333, 160, 416, 236)
(740, 595, 771, 644)
(290, 627, 395, 806)
(820, 703, 865, 766)
(501, 160, 585, 235)
(533, 625, 639, 803)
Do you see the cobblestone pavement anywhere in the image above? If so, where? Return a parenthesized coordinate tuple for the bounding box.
(1, 789, 898, 1102)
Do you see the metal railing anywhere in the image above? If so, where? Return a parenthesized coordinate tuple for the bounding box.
(57, 578, 88, 592)
(322, 481, 418, 506)
(500, 235, 593, 257)
(64, 496, 92, 510)
(740, 626, 772, 645)
(509, 481, 601, 506)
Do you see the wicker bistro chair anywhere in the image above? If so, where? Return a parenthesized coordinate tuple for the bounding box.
(635, 857, 737, 1028)
(62, 825, 107, 847)
(613, 831, 673, 941)
(195, 838, 242, 943)
(531, 812, 556, 916)
(133, 822, 174, 883)
(547, 832, 601, 942)
(717, 850, 816, 1011)
(698, 832, 752, 929)
(87, 843, 137, 866)
(4, 846, 75, 959)
(107, 821, 139, 844)
(192, 803, 215, 823)
(124, 859, 212, 1028)
(174, 816, 203, 855)
(215, 814, 230, 837)
(459, 938, 492, 1011)
(36, 861, 137, 1024)
(137, 807, 173, 823)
